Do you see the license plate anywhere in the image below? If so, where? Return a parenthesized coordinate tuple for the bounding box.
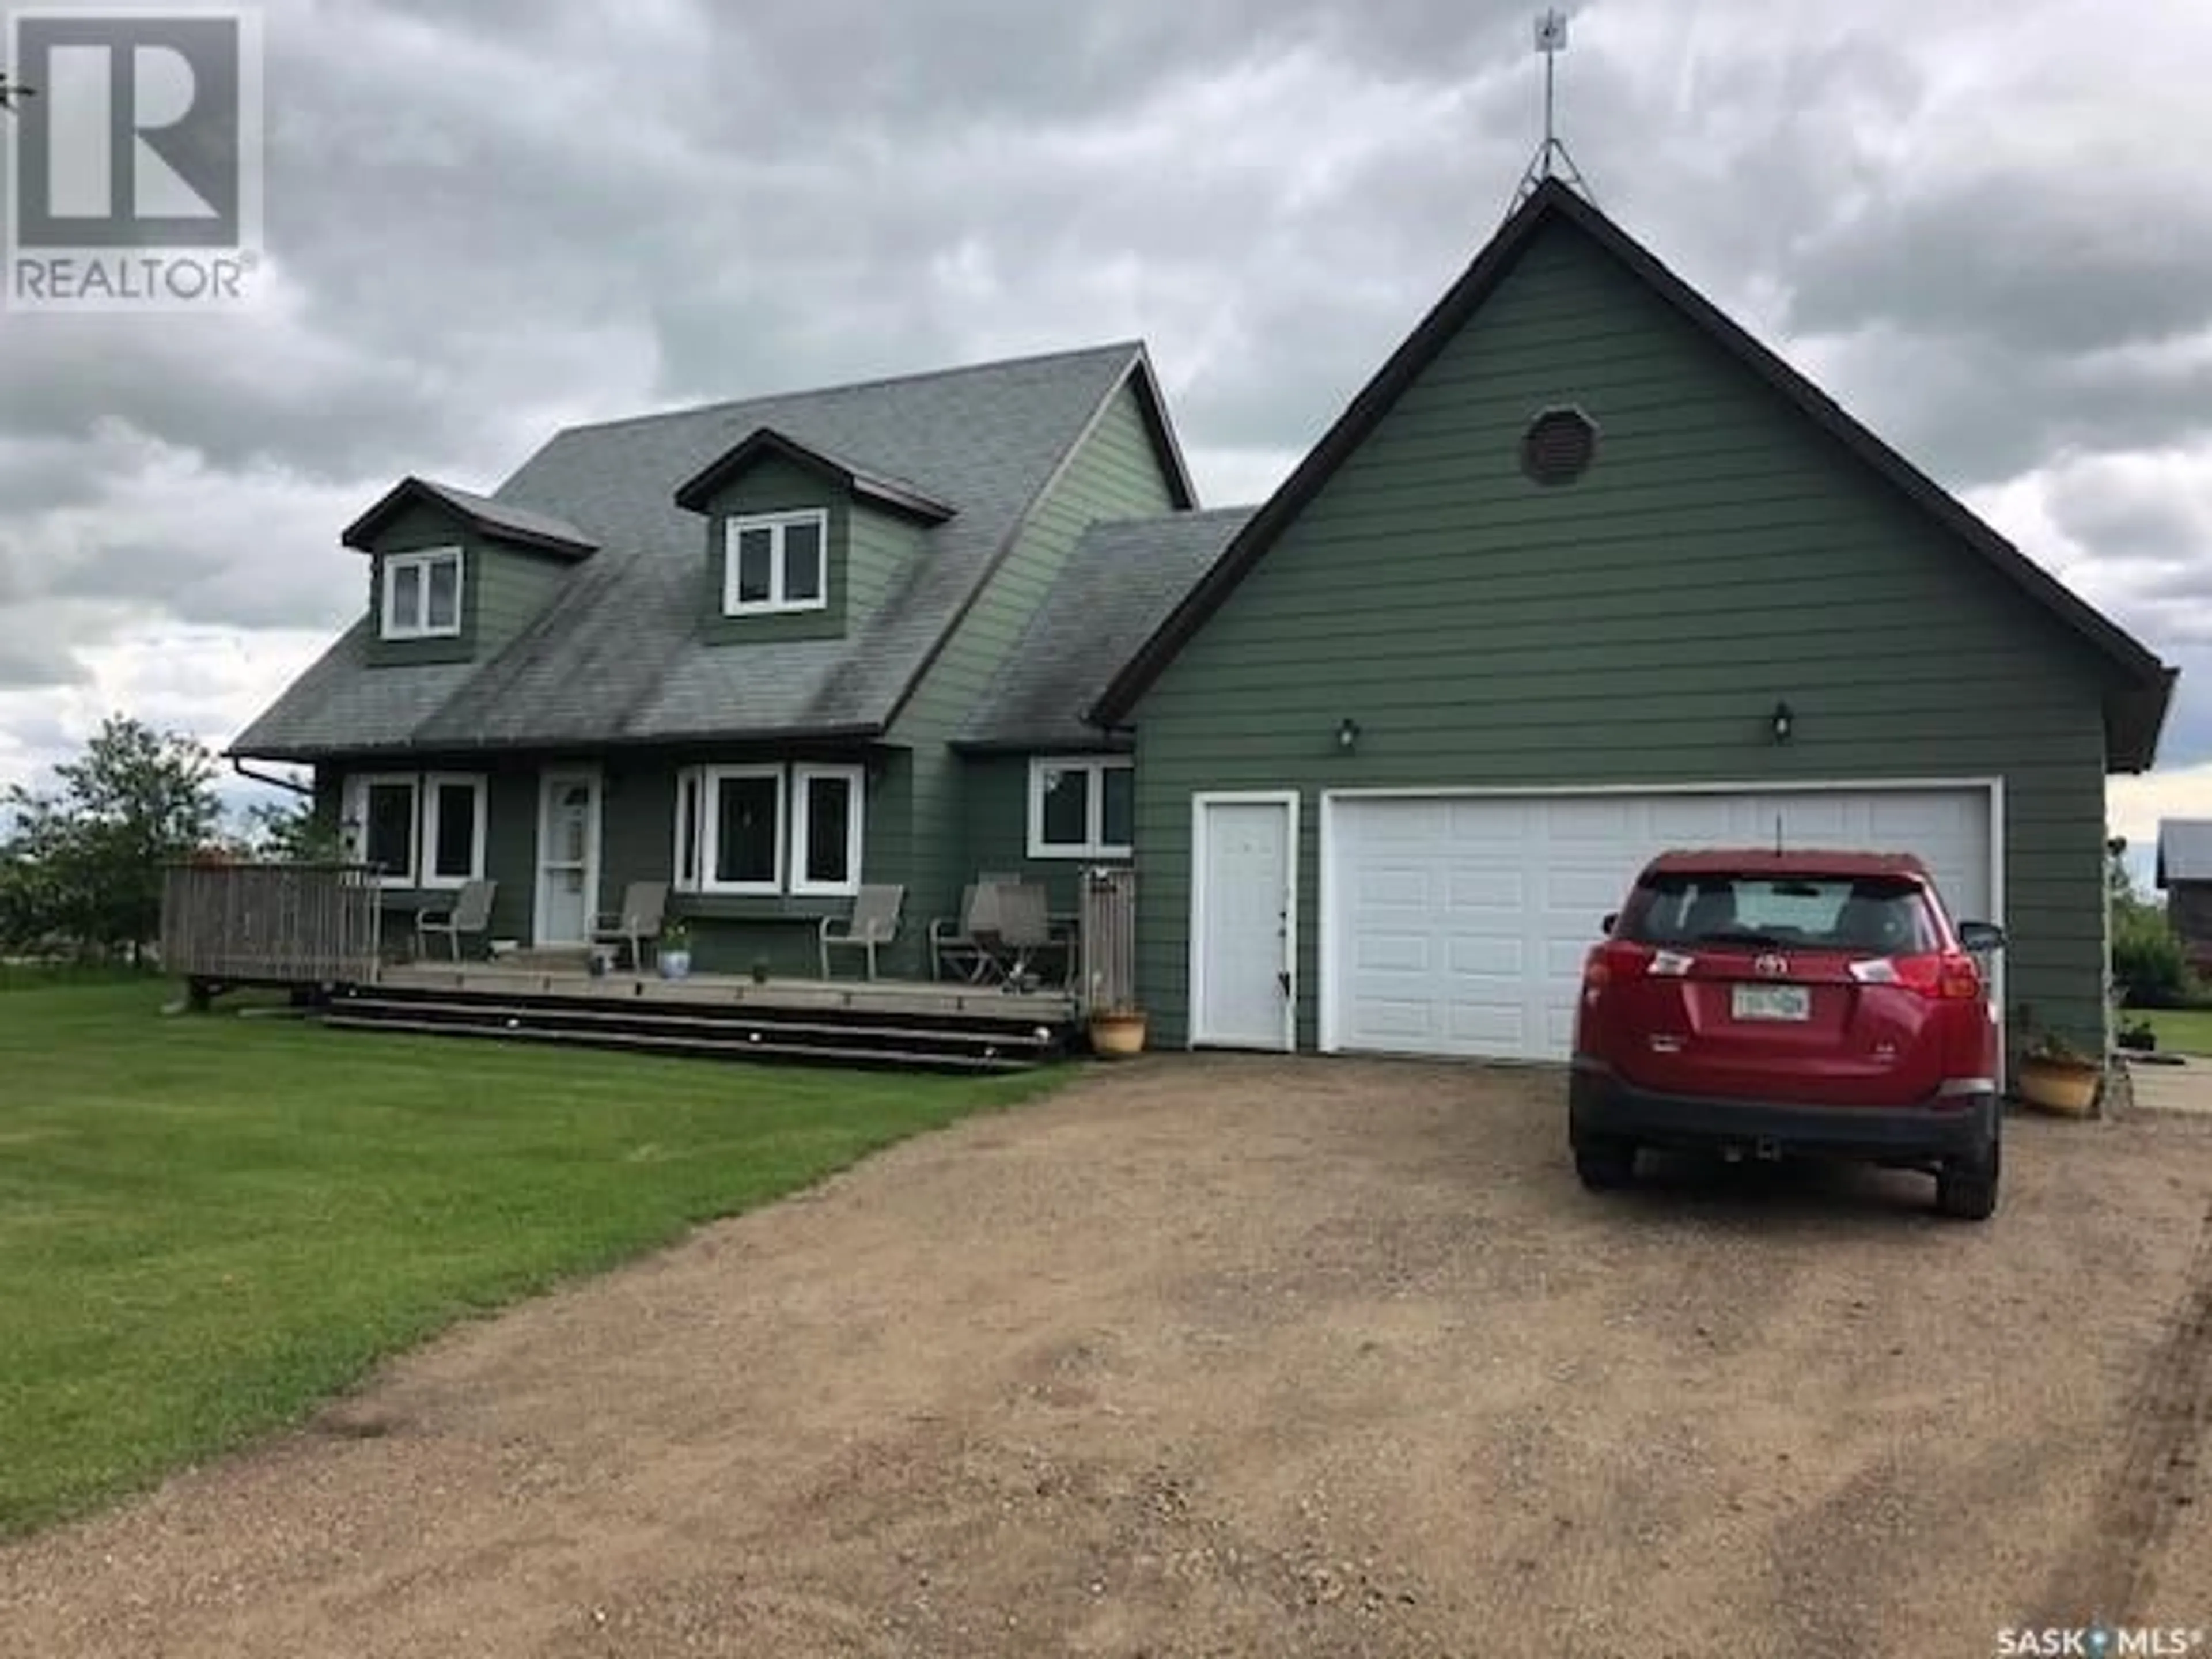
(1732, 983, 1810, 1022)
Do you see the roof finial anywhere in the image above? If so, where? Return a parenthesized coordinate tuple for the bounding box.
(1512, 9, 1594, 213)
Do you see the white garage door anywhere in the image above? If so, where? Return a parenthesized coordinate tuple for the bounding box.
(1324, 787, 1995, 1062)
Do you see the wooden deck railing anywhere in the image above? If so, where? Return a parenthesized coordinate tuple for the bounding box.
(1078, 865, 1137, 1014)
(160, 862, 384, 986)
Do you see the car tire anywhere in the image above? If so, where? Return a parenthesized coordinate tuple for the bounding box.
(1574, 1138, 1637, 1192)
(1934, 1132, 2001, 1222)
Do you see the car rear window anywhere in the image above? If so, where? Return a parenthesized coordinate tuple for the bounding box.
(1616, 873, 1939, 955)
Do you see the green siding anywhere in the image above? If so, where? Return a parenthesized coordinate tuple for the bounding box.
(360, 502, 573, 668)
(1129, 219, 2120, 1058)
(956, 753, 1127, 915)
(893, 378, 1178, 949)
(696, 459, 926, 646)
(325, 759, 537, 944)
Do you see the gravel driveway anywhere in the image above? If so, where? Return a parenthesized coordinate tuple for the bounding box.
(4, 1055, 2211, 1658)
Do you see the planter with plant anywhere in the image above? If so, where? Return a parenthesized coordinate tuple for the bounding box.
(658, 919, 693, 980)
(2013, 1006, 2102, 1116)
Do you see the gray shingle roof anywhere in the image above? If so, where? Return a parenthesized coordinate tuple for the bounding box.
(2157, 820, 2212, 886)
(234, 343, 1151, 759)
(959, 506, 1256, 751)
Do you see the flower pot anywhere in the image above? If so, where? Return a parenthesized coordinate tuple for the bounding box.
(1089, 1009, 1147, 1058)
(2017, 1055, 2101, 1116)
(658, 949, 692, 982)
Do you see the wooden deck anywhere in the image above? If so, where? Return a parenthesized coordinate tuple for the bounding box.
(374, 963, 1077, 1021)
(326, 964, 1081, 1071)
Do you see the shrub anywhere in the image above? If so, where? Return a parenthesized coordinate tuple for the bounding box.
(2111, 902, 2199, 1009)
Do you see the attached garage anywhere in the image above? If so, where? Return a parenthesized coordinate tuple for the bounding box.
(1319, 784, 1995, 1062)
(1096, 183, 2174, 1066)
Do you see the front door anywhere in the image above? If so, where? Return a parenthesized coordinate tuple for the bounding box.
(1191, 794, 1297, 1050)
(535, 770, 601, 946)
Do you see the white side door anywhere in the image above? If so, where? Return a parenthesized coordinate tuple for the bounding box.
(1191, 794, 1297, 1050)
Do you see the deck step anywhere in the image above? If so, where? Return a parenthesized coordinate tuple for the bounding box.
(319, 1014, 1043, 1073)
(335, 995, 1060, 1051)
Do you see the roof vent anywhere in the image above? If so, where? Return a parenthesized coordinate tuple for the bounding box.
(1520, 406, 1599, 487)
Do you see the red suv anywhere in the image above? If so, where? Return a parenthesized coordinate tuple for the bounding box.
(1569, 849, 2006, 1219)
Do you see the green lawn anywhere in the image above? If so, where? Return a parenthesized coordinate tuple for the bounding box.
(0, 980, 1067, 1535)
(2136, 1006, 2212, 1056)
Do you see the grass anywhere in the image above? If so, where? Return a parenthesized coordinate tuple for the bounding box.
(2134, 1006, 2212, 1056)
(0, 981, 1069, 1535)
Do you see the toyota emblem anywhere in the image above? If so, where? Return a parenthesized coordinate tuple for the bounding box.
(1754, 953, 1790, 978)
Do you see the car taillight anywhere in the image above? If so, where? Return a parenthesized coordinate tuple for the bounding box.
(1584, 940, 1659, 994)
(1582, 941, 1698, 1002)
(1849, 952, 1982, 999)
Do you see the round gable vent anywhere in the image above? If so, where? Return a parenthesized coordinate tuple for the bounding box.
(1520, 405, 1599, 487)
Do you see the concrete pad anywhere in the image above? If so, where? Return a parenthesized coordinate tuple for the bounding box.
(2123, 1054, 2212, 1116)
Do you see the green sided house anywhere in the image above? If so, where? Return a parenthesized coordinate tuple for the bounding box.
(230, 343, 1203, 982)
(231, 177, 2173, 1066)
(1086, 179, 2172, 1066)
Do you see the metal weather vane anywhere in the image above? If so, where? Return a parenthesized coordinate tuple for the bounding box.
(1513, 8, 1594, 210)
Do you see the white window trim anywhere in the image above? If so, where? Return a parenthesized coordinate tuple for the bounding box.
(698, 764, 787, 895)
(380, 546, 465, 640)
(791, 763, 866, 897)
(722, 510, 830, 617)
(1027, 756, 1134, 859)
(421, 772, 490, 889)
(345, 771, 421, 887)
(673, 767, 704, 895)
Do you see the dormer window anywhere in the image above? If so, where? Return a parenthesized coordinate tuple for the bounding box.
(724, 510, 827, 616)
(382, 547, 464, 639)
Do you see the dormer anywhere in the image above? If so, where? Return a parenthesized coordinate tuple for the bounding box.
(343, 476, 597, 666)
(673, 428, 954, 645)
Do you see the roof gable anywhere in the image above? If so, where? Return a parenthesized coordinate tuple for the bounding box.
(342, 476, 597, 559)
(1092, 179, 2175, 771)
(672, 427, 957, 523)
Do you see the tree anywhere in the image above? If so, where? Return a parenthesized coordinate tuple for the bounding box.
(242, 793, 339, 862)
(2106, 832, 2198, 1009)
(0, 716, 221, 959)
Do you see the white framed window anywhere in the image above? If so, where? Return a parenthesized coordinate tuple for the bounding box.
(671, 764, 786, 895)
(381, 547, 465, 639)
(671, 762, 866, 896)
(342, 770, 488, 887)
(347, 773, 420, 884)
(791, 764, 865, 896)
(722, 510, 828, 616)
(421, 772, 489, 888)
(673, 768, 704, 893)
(1028, 756, 1134, 859)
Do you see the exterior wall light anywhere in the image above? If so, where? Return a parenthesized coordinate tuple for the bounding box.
(1771, 700, 1795, 744)
(1337, 717, 1362, 754)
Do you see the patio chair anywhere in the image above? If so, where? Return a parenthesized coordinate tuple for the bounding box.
(820, 884, 904, 979)
(969, 879, 1051, 993)
(931, 875, 1033, 983)
(931, 884, 986, 982)
(592, 880, 669, 970)
(415, 878, 497, 962)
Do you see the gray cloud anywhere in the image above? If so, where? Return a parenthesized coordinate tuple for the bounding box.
(0, 0, 2209, 793)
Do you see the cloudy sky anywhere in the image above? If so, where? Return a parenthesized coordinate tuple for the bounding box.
(1, 0, 2208, 861)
